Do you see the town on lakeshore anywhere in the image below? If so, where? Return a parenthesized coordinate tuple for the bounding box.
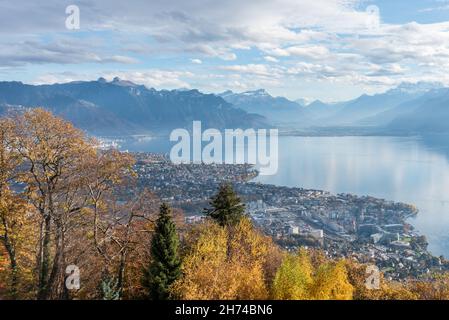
(132, 152, 449, 281)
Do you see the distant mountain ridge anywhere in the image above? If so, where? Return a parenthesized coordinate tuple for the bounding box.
(386, 87, 449, 134)
(1, 79, 448, 136)
(0, 78, 267, 135)
(323, 82, 446, 126)
(218, 89, 304, 124)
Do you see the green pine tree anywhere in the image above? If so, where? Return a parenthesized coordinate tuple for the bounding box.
(142, 203, 181, 300)
(205, 183, 246, 227)
(99, 275, 120, 300)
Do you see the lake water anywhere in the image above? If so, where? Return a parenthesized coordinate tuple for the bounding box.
(119, 135, 449, 258)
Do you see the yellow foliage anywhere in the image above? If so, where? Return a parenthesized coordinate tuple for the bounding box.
(407, 273, 449, 300)
(272, 249, 313, 300)
(171, 218, 269, 300)
(0, 189, 37, 298)
(309, 260, 354, 300)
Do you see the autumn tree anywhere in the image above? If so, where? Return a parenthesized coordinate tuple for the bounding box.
(113, 190, 160, 299)
(0, 190, 35, 298)
(0, 109, 161, 299)
(0, 117, 36, 298)
(72, 148, 137, 298)
(418, 273, 449, 299)
(74, 187, 160, 300)
(344, 259, 419, 300)
(272, 249, 313, 300)
(403, 273, 449, 300)
(82, 148, 135, 261)
(205, 184, 246, 227)
(171, 218, 272, 300)
(309, 260, 354, 300)
(11, 109, 97, 299)
(0, 117, 20, 296)
(141, 203, 181, 300)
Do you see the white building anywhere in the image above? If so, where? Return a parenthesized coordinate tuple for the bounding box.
(289, 226, 300, 235)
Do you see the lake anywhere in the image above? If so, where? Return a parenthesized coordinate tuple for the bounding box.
(118, 135, 449, 258)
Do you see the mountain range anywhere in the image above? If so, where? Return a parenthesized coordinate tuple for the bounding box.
(1, 78, 449, 136)
(0, 78, 267, 135)
(218, 89, 304, 123)
(218, 82, 449, 135)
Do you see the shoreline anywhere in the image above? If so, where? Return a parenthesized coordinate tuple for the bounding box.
(133, 152, 448, 280)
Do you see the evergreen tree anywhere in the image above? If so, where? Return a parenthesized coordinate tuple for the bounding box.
(205, 184, 246, 227)
(142, 203, 181, 300)
(99, 275, 120, 300)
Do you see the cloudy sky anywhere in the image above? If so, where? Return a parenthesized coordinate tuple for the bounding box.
(1, 0, 449, 101)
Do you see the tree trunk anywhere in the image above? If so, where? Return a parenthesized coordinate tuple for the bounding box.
(2, 228, 19, 298)
(43, 219, 66, 300)
(37, 214, 51, 300)
(117, 250, 127, 299)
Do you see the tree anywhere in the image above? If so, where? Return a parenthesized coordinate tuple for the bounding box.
(400, 273, 449, 300)
(205, 184, 245, 227)
(171, 218, 270, 300)
(272, 249, 313, 300)
(12, 109, 95, 299)
(82, 148, 135, 263)
(309, 260, 354, 300)
(142, 203, 181, 300)
(344, 259, 418, 300)
(0, 117, 36, 298)
(99, 275, 120, 300)
(0, 189, 35, 298)
(0, 110, 159, 299)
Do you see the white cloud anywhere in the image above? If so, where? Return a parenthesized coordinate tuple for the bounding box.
(34, 70, 194, 89)
(264, 56, 279, 63)
(103, 71, 194, 88)
(268, 45, 330, 59)
(0, 37, 138, 66)
(219, 64, 273, 76)
(2, 0, 449, 99)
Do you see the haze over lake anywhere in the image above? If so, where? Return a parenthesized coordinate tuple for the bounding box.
(119, 135, 449, 258)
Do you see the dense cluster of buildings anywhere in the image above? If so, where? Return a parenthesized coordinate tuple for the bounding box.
(134, 152, 256, 207)
(133, 152, 448, 280)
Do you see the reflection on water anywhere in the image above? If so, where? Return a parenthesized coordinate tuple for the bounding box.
(255, 136, 449, 258)
(119, 134, 449, 258)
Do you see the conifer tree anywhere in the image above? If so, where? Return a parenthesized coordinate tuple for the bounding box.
(99, 275, 120, 300)
(142, 203, 181, 300)
(205, 184, 246, 227)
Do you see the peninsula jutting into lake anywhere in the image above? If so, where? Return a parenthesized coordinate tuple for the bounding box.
(133, 152, 448, 281)
(3, 0, 449, 304)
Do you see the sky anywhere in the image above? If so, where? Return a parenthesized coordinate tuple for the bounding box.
(1, 0, 449, 101)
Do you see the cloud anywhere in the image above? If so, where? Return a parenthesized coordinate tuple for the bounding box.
(419, 2, 449, 13)
(33, 70, 194, 89)
(264, 56, 279, 63)
(219, 64, 274, 77)
(0, 37, 138, 66)
(102, 71, 194, 88)
(1, 0, 449, 99)
(267, 45, 330, 59)
(0, 1, 374, 59)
